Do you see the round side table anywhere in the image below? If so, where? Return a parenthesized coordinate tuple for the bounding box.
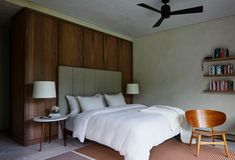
(33, 115, 68, 151)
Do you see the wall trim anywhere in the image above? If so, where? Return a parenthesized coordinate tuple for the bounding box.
(6, 0, 133, 41)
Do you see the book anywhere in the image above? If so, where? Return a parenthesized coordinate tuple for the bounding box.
(221, 48, 225, 58)
(217, 81, 220, 91)
(48, 113, 61, 118)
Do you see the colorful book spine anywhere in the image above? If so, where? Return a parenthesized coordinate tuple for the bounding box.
(213, 48, 230, 58)
(208, 65, 233, 75)
(209, 80, 234, 91)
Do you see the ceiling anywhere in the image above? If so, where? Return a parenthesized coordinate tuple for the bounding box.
(0, 1, 21, 27)
(28, 0, 235, 37)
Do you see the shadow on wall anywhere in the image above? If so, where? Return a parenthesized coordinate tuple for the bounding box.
(0, 26, 10, 129)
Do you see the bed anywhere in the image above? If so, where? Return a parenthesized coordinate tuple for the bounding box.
(58, 66, 186, 160)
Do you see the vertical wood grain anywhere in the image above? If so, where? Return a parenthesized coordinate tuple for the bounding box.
(25, 10, 58, 145)
(58, 20, 83, 67)
(11, 9, 26, 145)
(83, 28, 103, 69)
(103, 34, 119, 71)
(119, 40, 133, 103)
(11, 8, 133, 145)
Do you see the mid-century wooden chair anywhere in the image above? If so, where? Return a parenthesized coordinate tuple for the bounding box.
(185, 110, 229, 157)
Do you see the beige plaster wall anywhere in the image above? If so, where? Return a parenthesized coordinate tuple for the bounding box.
(133, 15, 235, 134)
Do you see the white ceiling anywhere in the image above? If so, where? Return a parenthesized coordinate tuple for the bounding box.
(30, 0, 235, 37)
(0, 1, 21, 27)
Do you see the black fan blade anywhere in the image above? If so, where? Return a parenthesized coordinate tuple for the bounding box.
(137, 3, 161, 13)
(170, 6, 203, 15)
(153, 17, 165, 28)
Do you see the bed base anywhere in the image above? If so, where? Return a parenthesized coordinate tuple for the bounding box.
(64, 128, 72, 146)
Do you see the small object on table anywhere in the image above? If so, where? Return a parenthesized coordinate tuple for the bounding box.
(48, 106, 61, 118)
(33, 115, 68, 151)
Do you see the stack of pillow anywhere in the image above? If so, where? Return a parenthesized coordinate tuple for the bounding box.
(66, 93, 126, 115)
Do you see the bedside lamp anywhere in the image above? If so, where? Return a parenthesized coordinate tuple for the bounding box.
(126, 83, 139, 94)
(33, 81, 56, 116)
(33, 81, 56, 99)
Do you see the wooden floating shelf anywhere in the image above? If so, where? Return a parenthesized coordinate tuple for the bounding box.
(203, 90, 235, 94)
(203, 74, 235, 77)
(203, 56, 235, 62)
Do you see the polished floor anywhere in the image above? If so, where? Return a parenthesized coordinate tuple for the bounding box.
(0, 133, 235, 160)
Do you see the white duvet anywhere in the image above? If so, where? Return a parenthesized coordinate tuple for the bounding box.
(73, 104, 185, 160)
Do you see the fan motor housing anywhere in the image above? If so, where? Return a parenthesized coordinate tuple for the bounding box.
(162, 0, 169, 4)
(161, 5, 171, 18)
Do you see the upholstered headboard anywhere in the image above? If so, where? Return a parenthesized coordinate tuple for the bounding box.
(58, 66, 122, 115)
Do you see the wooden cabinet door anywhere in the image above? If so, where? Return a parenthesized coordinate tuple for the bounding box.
(103, 35, 119, 71)
(83, 28, 103, 69)
(26, 10, 58, 145)
(59, 21, 83, 67)
(119, 40, 133, 104)
(11, 10, 27, 145)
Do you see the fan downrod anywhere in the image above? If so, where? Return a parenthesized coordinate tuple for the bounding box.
(162, 0, 169, 4)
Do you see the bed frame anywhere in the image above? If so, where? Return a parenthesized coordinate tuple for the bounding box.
(58, 66, 122, 145)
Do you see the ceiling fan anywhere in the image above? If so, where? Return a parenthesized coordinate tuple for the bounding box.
(137, 0, 203, 28)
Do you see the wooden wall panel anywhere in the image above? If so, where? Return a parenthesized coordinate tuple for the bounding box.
(103, 35, 119, 71)
(83, 28, 103, 69)
(11, 8, 133, 145)
(59, 21, 83, 67)
(11, 10, 26, 145)
(25, 10, 58, 145)
(119, 40, 133, 104)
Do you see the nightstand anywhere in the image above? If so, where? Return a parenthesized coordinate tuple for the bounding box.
(33, 115, 68, 151)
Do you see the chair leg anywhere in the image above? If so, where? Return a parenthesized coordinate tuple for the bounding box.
(211, 128, 215, 146)
(222, 134, 229, 157)
(196, 134, 201, 157)
(189, 128, 194, 145)
(189, 134, 193, 145)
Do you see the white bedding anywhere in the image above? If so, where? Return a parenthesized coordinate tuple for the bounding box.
(72, 104, 185, 160)
(65, 113, 77, 131)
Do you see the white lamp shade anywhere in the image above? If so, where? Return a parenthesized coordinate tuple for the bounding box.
(33, 81, 56, 98)
(126, 83, 139, 94)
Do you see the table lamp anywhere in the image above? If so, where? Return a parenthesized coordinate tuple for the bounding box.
(33, 81, 56, 116)
(126, 83, 139, 94)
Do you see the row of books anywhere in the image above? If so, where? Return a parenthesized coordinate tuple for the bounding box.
(213, 48, 229, 59)
(209, 80, 234, 91)
(208, 64, 233, 75)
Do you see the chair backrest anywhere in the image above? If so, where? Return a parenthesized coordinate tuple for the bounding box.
(185, 110, 226, 128)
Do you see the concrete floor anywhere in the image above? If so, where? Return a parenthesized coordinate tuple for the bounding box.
(0, 133, 235, 160)
(0, 133, 88, 160)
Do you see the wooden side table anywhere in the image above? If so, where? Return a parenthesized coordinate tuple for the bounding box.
(33, 115, 68, 151)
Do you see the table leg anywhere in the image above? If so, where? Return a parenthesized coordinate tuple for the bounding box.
(49, 122, 51, 143)
(59, 120, 66, 146)
(39, 123, 45, 151)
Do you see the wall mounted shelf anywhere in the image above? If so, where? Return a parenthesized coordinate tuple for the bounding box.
(203, 56, 235, 62)
(203, 90, 235, 94)
(203, 74, 235, 77)
(202, 55, 235, 94)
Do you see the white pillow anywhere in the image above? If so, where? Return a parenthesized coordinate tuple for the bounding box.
(77, 95, 105, 112)
(66, 95, 81, 114)
(94, 93, 107, 107)
(104, 93, 126, 107)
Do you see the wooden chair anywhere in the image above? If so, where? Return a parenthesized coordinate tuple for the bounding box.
(185, 110, 229, 157)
